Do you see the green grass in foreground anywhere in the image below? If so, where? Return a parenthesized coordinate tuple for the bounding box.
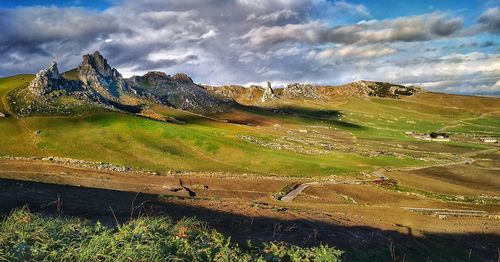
(0, 208, 342, 262)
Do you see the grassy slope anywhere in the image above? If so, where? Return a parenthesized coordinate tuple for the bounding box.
(0, 76, 498, 177)
(0, 75, 34, 113)
(0, 208, 342, 261)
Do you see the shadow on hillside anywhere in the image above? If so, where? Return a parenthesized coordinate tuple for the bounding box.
(0, 178, 497, 261)
(229, 104, 365, 129)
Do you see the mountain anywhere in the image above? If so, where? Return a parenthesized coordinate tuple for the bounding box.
(7, 51, 423, 117)
(205, 80, 423, 106)
(9, 51, 226, 117)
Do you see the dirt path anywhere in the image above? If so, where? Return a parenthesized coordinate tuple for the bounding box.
(280, 179, 376, 202)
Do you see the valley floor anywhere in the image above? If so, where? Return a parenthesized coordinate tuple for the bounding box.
(1, 155, 498, 261)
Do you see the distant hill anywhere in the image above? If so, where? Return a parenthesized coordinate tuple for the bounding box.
(1, 51, 497, 121)
(205, 80, 423, 106)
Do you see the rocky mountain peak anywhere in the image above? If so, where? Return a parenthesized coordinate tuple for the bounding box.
(81, 51, 113, 77)
(78, 51, 128, 99)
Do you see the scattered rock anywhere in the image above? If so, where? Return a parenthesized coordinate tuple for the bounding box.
(283, 83, 319, 99)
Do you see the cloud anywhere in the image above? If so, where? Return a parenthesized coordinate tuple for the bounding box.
(240, 12, 463, 47)
(328, 0, 371, 17)
(0, 0, 497, 95)
(312, 44, 397, 60)
(246, 9, 300, 24)
(477, 7, 500, 34)
(0, 7, 118, 46)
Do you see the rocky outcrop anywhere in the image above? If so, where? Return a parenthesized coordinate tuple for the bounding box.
(348, 80, 423, 98)
(28, 61, 61, 96)
(126, 71, 226, 113)
(261, 81, 276, 102)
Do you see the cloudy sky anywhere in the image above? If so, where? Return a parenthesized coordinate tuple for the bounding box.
(1, 0, 499, 95)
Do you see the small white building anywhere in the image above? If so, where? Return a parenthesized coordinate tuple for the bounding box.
(480, 138, 498, 143)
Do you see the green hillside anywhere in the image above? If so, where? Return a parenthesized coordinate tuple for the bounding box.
(0, 76, 498, 177)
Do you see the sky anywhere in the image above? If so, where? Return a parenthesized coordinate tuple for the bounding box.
(0, 0, 499, 95)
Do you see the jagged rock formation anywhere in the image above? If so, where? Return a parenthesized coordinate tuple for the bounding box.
(15, 51, 226, 116)
(78, 51, 131, 100)
(261, 81, 276, 102)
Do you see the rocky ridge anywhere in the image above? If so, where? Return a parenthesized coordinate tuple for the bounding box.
(205, 80, 424, 105)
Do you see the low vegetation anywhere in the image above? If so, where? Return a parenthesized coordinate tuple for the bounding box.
(0, 208, 342, 261)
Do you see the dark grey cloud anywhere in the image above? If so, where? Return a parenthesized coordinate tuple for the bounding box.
(0, 6, 119, 74)
(477, 7, 500, 34)
(0, 7, 118, 46)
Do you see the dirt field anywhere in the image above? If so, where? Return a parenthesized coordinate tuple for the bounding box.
(0, 158, 499, 261)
